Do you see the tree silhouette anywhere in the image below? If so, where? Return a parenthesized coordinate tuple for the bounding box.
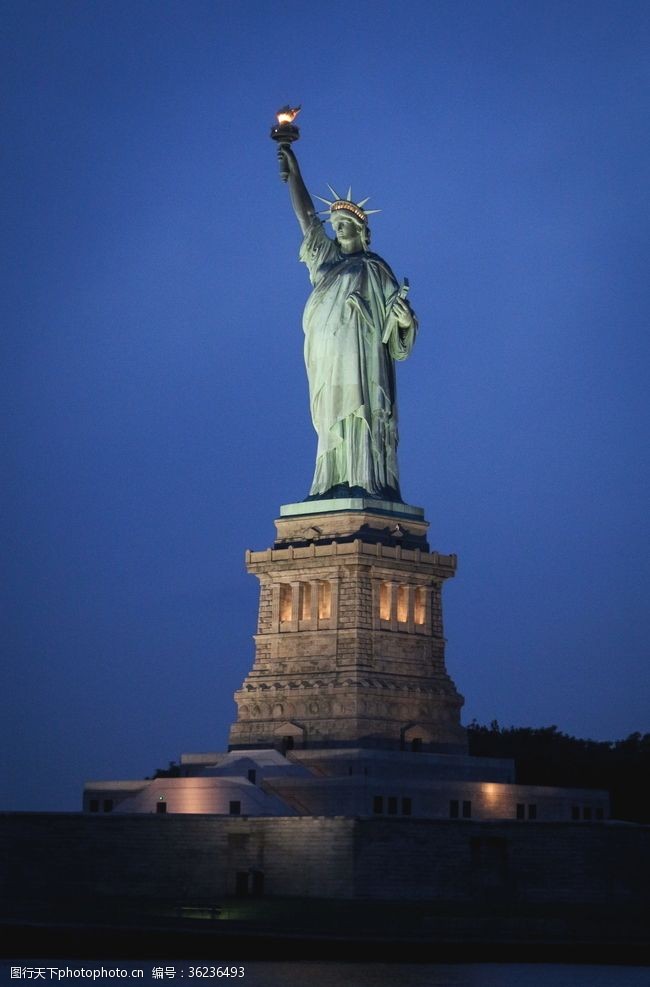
(467, 722, 650, 823)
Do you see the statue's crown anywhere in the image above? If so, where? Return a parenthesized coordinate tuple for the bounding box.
(315, 185, 380, 225)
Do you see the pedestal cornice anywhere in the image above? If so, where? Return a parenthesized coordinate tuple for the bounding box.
(246, 537, 456, 579)
(273, 500, 431, 552)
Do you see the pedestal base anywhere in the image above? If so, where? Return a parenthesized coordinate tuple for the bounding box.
(280, 497, 425, 518)
(230, 505, 465, 754)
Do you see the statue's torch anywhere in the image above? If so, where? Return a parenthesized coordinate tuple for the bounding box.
(270, 105, 301, 181)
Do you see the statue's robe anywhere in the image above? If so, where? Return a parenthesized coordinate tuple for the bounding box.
(300, 219, 417, 499)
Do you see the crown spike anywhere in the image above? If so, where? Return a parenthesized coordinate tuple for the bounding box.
(317, 184, 381, 224)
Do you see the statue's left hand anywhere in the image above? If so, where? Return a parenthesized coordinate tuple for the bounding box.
(393, 296, 415, 330)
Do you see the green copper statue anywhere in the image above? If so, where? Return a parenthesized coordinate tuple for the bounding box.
(277, 143, 417, 502)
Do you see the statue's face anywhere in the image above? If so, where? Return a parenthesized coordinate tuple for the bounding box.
(330, 213, 365, 253)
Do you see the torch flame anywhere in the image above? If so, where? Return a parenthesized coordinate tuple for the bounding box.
(276, 105, 301, 125)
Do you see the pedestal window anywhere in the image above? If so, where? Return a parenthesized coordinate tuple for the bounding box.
(414, 587, 426, 625)
(279, 584, 292, 622)
(318, 580, 331, 619)
(299, 582, 311, 621)
(396, 585, 408, 623)
(379, 582, 391, 621)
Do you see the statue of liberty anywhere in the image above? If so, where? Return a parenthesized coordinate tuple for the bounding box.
(277, 143, 418, 503)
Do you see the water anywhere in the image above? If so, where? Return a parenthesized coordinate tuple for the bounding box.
(2, 962, 648, 986)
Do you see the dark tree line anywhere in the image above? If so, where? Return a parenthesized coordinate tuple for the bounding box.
(467, 721, 650, 823)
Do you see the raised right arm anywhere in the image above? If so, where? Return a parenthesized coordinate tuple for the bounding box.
(277, 146, 316, 236)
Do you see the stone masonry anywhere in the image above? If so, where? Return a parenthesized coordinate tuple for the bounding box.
(229, 506, 467, 753)
(2, 813, 647, 909)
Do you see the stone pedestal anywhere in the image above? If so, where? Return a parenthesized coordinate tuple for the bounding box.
(229, 502, 467, 754)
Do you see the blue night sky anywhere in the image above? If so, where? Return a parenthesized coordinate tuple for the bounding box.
(2, 1, 649, 811)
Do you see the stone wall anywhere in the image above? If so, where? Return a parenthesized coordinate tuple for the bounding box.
(0, 813, 356, 908)
(351, 818, 649, 904)
(1, 813, 647, 918)
(230, 528, 466, 753)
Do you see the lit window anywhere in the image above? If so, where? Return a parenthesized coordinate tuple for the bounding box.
(379, 582, 390, 621)
(299, 582, 311, 620)
(318, 580, 331, 619)
(414, 587, 426, 625)
(397, 585, 408, 623)
(279, 584, 292, 622)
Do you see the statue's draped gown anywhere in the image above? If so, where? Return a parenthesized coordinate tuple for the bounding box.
(300, 219, 417, 499)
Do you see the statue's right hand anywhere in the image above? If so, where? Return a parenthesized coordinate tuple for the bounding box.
(277, 146, 297, 180)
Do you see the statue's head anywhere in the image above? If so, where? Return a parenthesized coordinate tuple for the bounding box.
(315, 185, 379, 251)
(329, 208, 370, 252)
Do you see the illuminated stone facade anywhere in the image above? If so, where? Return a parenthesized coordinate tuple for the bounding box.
(82, 504, 612, 833)
(229, 503, 467, 754)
